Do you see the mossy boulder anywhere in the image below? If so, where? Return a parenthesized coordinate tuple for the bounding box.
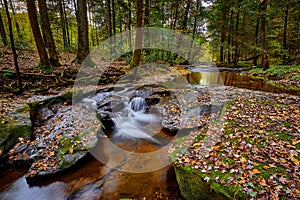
(174, 165, 228, 200)
(0, 104, 32, 157)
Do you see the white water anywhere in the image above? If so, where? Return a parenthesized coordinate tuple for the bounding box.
(112, 97, 162, 143)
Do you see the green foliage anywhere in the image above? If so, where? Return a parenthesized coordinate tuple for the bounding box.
(36, 62, 52, 73)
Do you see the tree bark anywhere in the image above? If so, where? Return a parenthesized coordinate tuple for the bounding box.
(131, 0, 143, 68)
(112, 0, 116, 36)
(234, 8, 240, 65)
(8, 0, 20, 37)
(128, 0, 132, 48)
(3, 0, 22, 94)
(38, 0, 60, 66)
(219, 6, 227, 63)
(58, 0, 67, 49)
(75, 0, 90, 64)
(253, 3, 261, 66)
(227, 10, 233, 64)
(0, 12, 8, 45)
(106, 0, 112, 37)
(283, 1, 289, 63)
(260, 0, 269, 69)
(26, 0, 50, 68)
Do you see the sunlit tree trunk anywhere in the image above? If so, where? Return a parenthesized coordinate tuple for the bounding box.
(26, 0, 50, 68)
(4, 0, 22, 94)
(38, 0, 60, 66)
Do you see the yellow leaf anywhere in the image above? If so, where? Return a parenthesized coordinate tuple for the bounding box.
(292, 139, 300, 145)
(250, 169, 262, 174)
(241, 157, 247, 163)
(291, 156, 299, 166)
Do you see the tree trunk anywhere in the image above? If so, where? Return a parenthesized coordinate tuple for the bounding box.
(227, 10, 233, 64)
(260, 0, 269, 69)
(234, 8, 240, 65)
(173, 0, 179, 30)
(0, 12, 8, 46)
(8, 0, 21, 38)
(131, 0, 143, 68)
(59, 0, 67, 49)
(144, 0, 150, 48)
(106, 0, 112, 37)
(282, 1, 289, 64)
(26, 0, 50, 68)
(220, 7, 227, 63)
(63, 0, 70, 46)
(38, 0, 60, 66)
(4, 0, 22, 94)
(128, 0, 132, 49)
(181, 0, 191, 32)
(112, 0, 116, 36)
(253, 3, 261, 66)
(75, 0, 89, 64)
(188, 0, 201, 61)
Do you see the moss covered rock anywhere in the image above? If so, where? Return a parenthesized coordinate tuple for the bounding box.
(0, 104, 32, 157)
(174, 165, 228, 200)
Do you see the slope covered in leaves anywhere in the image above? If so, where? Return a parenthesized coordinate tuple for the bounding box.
(172, 92, 300, 199)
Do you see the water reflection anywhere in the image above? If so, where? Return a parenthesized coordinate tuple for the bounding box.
(185, 71, 300, 95)
(0, 177, 67, 200)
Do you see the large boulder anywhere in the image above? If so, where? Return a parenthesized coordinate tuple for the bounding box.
(0, 103, 32, 160)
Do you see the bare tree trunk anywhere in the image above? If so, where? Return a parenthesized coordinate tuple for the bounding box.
(26, 0, 50, 68)
(188, 0, 201, 61)
(75, 0, 89, 64)
(4, 0, 22, 94)
(8, 0, 20, 37)
(253, 3, 261, 66)
(260, 0, 269, 69)
(38, 0, 60, 66)
(220, 9, 227, 63)
(283, 1, 289, 64)
(63, 0, 70, 46)
(234, 8, 240, 65)
(131, 0, 143, 68)
(0, 12, 8, 45)
(59, 0, 67, 48)
(128, 0, 132, 49)
(172, 0, 179, 30)
(112, 0, 116, 36)
(227, 10, 233, 64)
(106, 0, 112, 37)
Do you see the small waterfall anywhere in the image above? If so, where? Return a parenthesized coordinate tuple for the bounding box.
(129, 97, 146, 112)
